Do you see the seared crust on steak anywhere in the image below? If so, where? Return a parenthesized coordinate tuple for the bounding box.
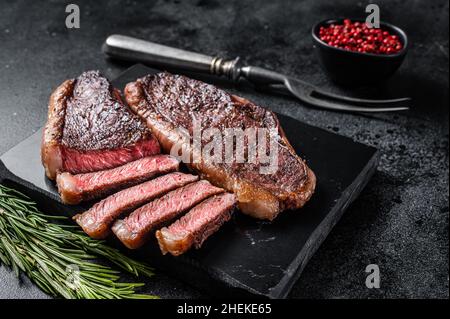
(41, 71, 160, 180)
(124, 72, 316, 220)
(61, 71, 151, 151)
(41, 79, 74, 180)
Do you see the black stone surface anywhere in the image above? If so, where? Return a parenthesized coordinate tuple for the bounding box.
(0, 64, 379, 298)
(0, 0, 448, 299)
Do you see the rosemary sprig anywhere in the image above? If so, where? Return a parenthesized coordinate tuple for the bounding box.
(0, 184, 157, 299)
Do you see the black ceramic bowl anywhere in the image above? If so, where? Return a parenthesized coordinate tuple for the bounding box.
(312, 18, 408, 85)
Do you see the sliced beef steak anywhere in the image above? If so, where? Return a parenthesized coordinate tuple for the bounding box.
(112, 180, 224, 249)
(156, 193, 236, 256)
(57, 155, 179, 205)
(124, 72, 316, 220)
(41, 71, 160, 180)
(74, 172, 198, 239)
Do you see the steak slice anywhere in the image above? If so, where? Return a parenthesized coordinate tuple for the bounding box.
(41, 70, 160, 180)
(124, 72, 316, 220)
(156, 193, 236, 256)
(112, 180, 225, 249)
(56, 155, 179, 205)
(74, 172, 198, 239)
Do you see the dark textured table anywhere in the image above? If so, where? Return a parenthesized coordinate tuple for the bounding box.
(0, 0, 448, 299)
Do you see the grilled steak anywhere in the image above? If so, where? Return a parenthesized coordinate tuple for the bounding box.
(57, 155, 179, 205)
(74, 172, 198, 239)
(41, 71, 160, 180)
(124, 72, 316, 220)
(112, 180, 224, 249)
(156, 193, 236, 256)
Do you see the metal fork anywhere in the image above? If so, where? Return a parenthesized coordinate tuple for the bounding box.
(103, 35, 411, 113)
(240, 66, 410, 112)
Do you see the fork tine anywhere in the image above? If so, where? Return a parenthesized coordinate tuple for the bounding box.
(303, 94, 410, 113)
(275, 81, 410, 113)
(312, 88, 411, 107)
(264, 83, 410, 112)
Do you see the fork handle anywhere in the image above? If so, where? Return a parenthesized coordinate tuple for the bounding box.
(240, 66, 286, 85)
(103, 35, 214, 72)
(103, 35, 241, 80)
(103, 35, 294, 86)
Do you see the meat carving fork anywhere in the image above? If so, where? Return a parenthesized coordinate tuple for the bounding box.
(103, 35, 410, 113)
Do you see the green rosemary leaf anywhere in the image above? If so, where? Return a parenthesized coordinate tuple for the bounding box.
(37, 264, 75, 299)
(0, 236, 26, 272)
(0, 184, 158, 299)
(0, 248, 11, 266)
(30, 271, 54, 295)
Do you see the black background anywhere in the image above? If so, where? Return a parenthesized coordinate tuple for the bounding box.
(0, 0, 448, 298)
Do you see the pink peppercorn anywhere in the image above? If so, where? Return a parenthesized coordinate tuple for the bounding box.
(319, 19, 403, 54)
